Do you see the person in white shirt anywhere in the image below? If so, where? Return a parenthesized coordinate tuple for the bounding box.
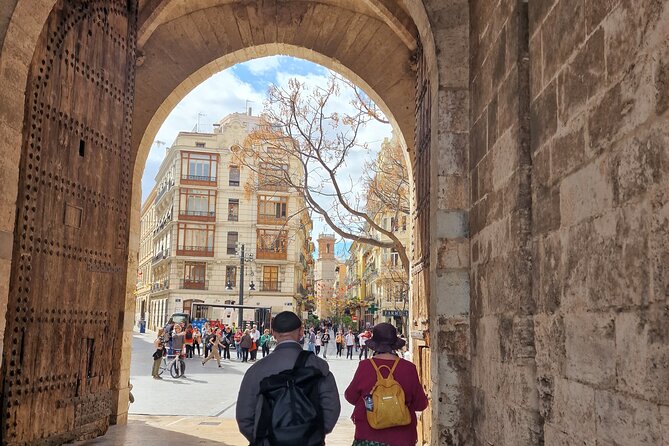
(250, 326, 261, 361)
(345, 329, 356, 359)
(358, 329, 370, 360)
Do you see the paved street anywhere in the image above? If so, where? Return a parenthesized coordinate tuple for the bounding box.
(113, 330, 358, 445)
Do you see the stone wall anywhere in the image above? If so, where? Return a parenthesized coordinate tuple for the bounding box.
(529, 0, 669, 444)
(469, 0, 541, 443)
(469, 0, 669, 444)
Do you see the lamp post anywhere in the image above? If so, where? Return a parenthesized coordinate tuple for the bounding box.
(233, 244, 255, 328)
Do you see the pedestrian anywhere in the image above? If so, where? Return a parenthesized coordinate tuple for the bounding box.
(345, 323, 428, 446)
(335, 331, 343, 357)
(234, 328, 243, 360)
(202, 328, 222, 368)
(315, 330, 322, 356)
(249, 326, 260, 361)
(221, 326, 232, 360)
(193, 327, 202, 356)
(172, 323, 185, 356)
(184, 324, 194, 358)
(260, 329, 272, 357)
(358, 329, 371, 360)
(345, 329, 355, 359)
(236, 311, 340, 445)
(203, 327, 213, 359)
(151, 328, 165, 379)
(240, 329, 253, 362)
(321, 330, 331, 359)
(307, 327, 316, 352)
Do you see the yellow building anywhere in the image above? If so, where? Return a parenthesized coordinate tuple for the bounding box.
(140, 111, 312, 330)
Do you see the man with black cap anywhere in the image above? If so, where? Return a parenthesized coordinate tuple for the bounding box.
(236, 311, 341, 445)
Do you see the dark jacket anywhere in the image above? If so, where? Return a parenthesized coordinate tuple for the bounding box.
(236, 341, 341, 445)
(240, 333, 253, 349)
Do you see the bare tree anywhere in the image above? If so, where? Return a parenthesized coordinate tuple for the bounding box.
(234, 73, 411, 276)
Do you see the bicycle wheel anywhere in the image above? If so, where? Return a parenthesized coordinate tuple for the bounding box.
(158, 358, 166, 376)
(178, 359, 186, 377)
(170, 360, 180, 378)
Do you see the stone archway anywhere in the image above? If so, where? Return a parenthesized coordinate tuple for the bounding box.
(0, 1, 475, 444)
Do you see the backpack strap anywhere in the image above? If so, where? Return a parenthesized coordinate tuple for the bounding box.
(370, 358, 400, 380)
(294, 350, 313, 370)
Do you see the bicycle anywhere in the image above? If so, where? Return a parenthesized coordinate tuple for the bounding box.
(158, 349, 186, 378)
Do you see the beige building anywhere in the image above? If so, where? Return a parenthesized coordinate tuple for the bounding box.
(141, 111, 312, 330)
(313, 234, 337, 319)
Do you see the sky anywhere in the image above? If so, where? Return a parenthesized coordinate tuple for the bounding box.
(140, 56, 393, 258)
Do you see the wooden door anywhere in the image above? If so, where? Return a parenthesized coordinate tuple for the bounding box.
(0, 0, 137, 443)
(411, 43, 432, 445)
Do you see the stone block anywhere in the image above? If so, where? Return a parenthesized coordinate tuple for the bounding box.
(529, 80, 557, 153)
(541, 0, 585, 82)
(437, 173, 468, 210)
(565, 312, 616, 387)
(559, 156, 613, 227)
(436, 238, 469, 270)
(435, 209, 469, 239)
(585, 0, 620, 34)
(551, 377, 596, 439)
(487, 94, 498, 150)
(649, 199, 669, 304)
(532, 143, 551, 188)
(535, 232, 562, 313)
(434, 24, 469, 89)
(497, 65, 520, 138)
(436, 130, 468, 176)
(491, 127, 518, 191)
(616, 311, 669, 405)
(438, 88, 469, 134)
(544, 423, 596, 446)
(434, 270, 470, 316)
(512, 315, 536, 359)
(595, 389, 663, 445)
(557, 27, 605, 125)
(551, 117, 587, 182)
(470, 113, 487, 170)
(532, 184, 560, 235)
(528, 0, 557, 35)
(611, 125, 669, 205)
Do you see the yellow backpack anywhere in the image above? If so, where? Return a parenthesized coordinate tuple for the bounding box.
(366, 358, 412, 429)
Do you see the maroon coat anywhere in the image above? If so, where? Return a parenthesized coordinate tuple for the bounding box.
(345, 357, 429, 446)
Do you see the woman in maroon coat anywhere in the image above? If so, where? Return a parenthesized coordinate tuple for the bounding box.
(345, 323, 429, 446)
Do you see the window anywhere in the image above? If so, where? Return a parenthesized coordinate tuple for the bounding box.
(257, 195, 287, 224)
(176, 223, 214, 256)
(225, 265, 237, 287)
(326, 243, 331, 254)
(228, 199, 239, 221)
(183, 262, 206, 289)
(227, 232, 238, 255)
(261, 266, 280, 291)
(258, 162, 289, 191)
(390, 249, 400, 267)
(195, 142, 206, 148)
(181, 152, 217, 184)
(256, 229, 288, 260)
(179, 189, 216, 220)
(229, 165, 240, 186)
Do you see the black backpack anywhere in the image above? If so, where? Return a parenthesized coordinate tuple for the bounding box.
(254, 351, 325, 446)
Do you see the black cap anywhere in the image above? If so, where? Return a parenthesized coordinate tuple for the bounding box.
(272, 311, 302, 333)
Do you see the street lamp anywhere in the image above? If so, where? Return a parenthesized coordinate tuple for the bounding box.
(235, 244, 254, 328)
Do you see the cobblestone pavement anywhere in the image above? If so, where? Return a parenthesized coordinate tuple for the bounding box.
(76, 330, 359, 445)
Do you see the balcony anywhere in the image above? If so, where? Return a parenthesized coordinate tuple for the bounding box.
(256, 249, 287, 260)
(179, 279, 208, 290)
(152, 250, 169, 265)
(178, 209, 215, 222)
(154, 179, 175, 204)
(259, 281, 281, 292)
(181, 174, 217, 187)
(363, 264, 378, 280)
(176, 245, 215, 257)
(150, 279, 170, 292)
(257, 213, 287, 225)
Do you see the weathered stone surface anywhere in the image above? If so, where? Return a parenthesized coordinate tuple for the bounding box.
(540, 0, 585, 82)
(559, 156, 613, 227)
(565, 312, 616, 387)
(529, 80, 557, 153)
(595, 390, 664, 445)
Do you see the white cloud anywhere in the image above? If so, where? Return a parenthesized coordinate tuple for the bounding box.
(243, 56, 281, 75)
